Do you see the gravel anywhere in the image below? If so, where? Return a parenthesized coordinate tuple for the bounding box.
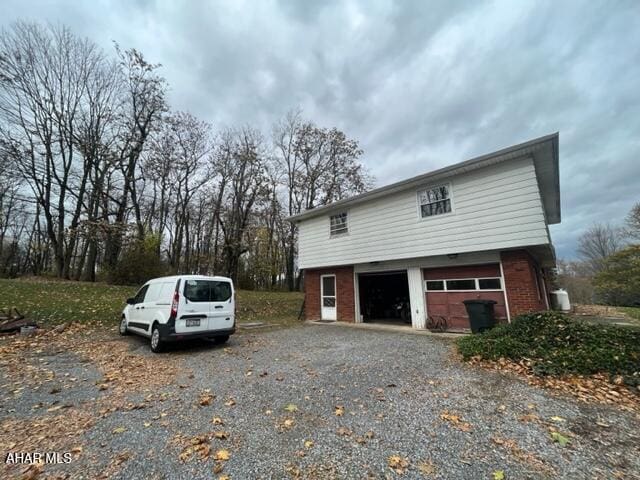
(3, 324, 639, 479)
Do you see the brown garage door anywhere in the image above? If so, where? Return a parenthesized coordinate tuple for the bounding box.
(424, 264, 507, 331)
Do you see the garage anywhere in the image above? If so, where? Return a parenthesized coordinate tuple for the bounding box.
(424, 264, 507, 331)
(358, 271, 411, 324)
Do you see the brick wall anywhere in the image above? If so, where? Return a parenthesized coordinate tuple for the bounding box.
(501, 250, 548, 317)
(303, 266, 355, 322)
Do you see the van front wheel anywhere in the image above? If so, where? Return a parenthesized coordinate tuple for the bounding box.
(119, 317, 128, 336)
(150, 325, 164, 353)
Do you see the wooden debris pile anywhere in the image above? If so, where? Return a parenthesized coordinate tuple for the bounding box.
(0, 307, 38, 334)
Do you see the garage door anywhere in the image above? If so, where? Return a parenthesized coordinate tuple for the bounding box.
(423, 264, 507, 331)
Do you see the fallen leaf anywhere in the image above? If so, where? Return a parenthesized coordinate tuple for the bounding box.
(304, 440, 314, 448)
(224, 398, 236, 407)
(550, 416, 565, 423)
(418, 460, 436, 476)
(284, 403, 298, 412)
(493, 470, 505, 480)
(112, 427, 126, 434)
(283, 418, 295, 428)
(212, 416, 224, 425)
(199, 391, 215, 406)
(213, 431, 229, 439)
(334, 406, 344, 416)
(214, 449, 230, 461)
(550, 431, 570, 447)
(388, 455, 409, 474)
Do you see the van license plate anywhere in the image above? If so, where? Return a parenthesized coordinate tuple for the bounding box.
(186, 319, 200, 327)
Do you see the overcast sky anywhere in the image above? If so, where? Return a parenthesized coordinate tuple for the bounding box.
(3, 0, 639, 258)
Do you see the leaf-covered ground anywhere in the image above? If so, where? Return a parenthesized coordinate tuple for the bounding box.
(0, 277, 303, 327)
(1, 323, 639, 479)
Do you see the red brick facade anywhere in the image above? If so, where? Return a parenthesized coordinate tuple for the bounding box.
(424, 263, 507, 330)
(304, 266, 355, 322)
(304, 249, 549, 327)
(501, 249, 548, 317)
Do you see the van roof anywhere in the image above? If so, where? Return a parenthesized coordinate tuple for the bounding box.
(149, 274, 233, 283)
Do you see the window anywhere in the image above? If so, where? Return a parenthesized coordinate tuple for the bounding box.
(425, 280, 445, 291)
(133, 285, 149, 303)
(425, 277, 502, 291)
(418, 184, 451, 218)
(184, 280, 232, 302)
(330, 212, 348, 236)
(446, 279, 475, 290)
(478, 278, 501, 290)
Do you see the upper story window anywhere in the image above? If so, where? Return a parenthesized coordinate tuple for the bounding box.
(330, 212, 348, 236)
(418, 184, 452, 218)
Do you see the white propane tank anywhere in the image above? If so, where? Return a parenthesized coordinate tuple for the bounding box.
(551, 289, 571, 312)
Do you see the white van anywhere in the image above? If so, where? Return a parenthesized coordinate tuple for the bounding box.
(119, 275, 235, 352)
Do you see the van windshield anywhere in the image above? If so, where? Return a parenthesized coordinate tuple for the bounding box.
(183, 280, 232, 302)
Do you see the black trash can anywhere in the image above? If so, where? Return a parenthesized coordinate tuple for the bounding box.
(462, 299, 497, 333)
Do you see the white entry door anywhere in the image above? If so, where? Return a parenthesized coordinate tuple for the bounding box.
(321, 275, 337, 320)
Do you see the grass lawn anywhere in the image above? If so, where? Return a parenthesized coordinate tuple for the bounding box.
(619, 306, 640, 321)
(0, 277, 304, 328)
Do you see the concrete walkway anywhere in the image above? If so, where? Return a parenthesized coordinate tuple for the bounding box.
(305, 319, 466, 338)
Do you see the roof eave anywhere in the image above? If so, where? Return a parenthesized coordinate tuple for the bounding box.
(287, 132, 560, 224)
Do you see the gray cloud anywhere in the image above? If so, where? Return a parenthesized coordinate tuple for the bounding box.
(3, 0, 639, 258)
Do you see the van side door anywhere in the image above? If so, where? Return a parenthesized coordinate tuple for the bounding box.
(128, 284, 149, 331)
(139, 282, 162, 333)
(209, 280, 234, 331)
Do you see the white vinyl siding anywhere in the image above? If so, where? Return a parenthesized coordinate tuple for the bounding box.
(298, 157, 550, 269)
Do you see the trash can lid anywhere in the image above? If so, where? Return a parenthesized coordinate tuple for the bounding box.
(462, 299, 497, 305)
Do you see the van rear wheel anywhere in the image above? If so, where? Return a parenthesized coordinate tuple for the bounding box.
(213, 335, 229, 345)
(150, 325, 164, 353)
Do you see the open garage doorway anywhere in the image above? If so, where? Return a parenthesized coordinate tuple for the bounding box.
(358, 271, 411, 324)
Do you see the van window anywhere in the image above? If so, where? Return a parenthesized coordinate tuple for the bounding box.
(133, 285, 149, 303)
(184, 280, 232, 302)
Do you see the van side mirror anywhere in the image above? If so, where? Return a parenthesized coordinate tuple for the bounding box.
(126, 297, 136, 305)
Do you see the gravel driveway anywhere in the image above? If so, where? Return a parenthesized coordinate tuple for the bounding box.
(2, 323, 639, 479)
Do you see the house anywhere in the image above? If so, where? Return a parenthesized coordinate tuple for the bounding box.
(288, 133, 560, 331)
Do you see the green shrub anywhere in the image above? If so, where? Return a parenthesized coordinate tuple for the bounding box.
(593, 244, 640, 306)
(108, 234, 167, 286)
(457, 311, 640, 384)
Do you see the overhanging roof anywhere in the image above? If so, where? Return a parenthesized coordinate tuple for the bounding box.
(287, 132, 560, 224)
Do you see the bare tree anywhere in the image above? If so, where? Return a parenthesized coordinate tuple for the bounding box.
(217, 127, 268, 282)
(273, 110, 373, 290)
(103, 45, 167, 270)
(0, 22, 105, 278)
(577, 222, 623, 274)
(625, 202, 640, 240)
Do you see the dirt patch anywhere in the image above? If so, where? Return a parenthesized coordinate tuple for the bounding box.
(0, 322, 188, 478)
(467, 356, 640, 413)
(0, 409, 92, 478)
